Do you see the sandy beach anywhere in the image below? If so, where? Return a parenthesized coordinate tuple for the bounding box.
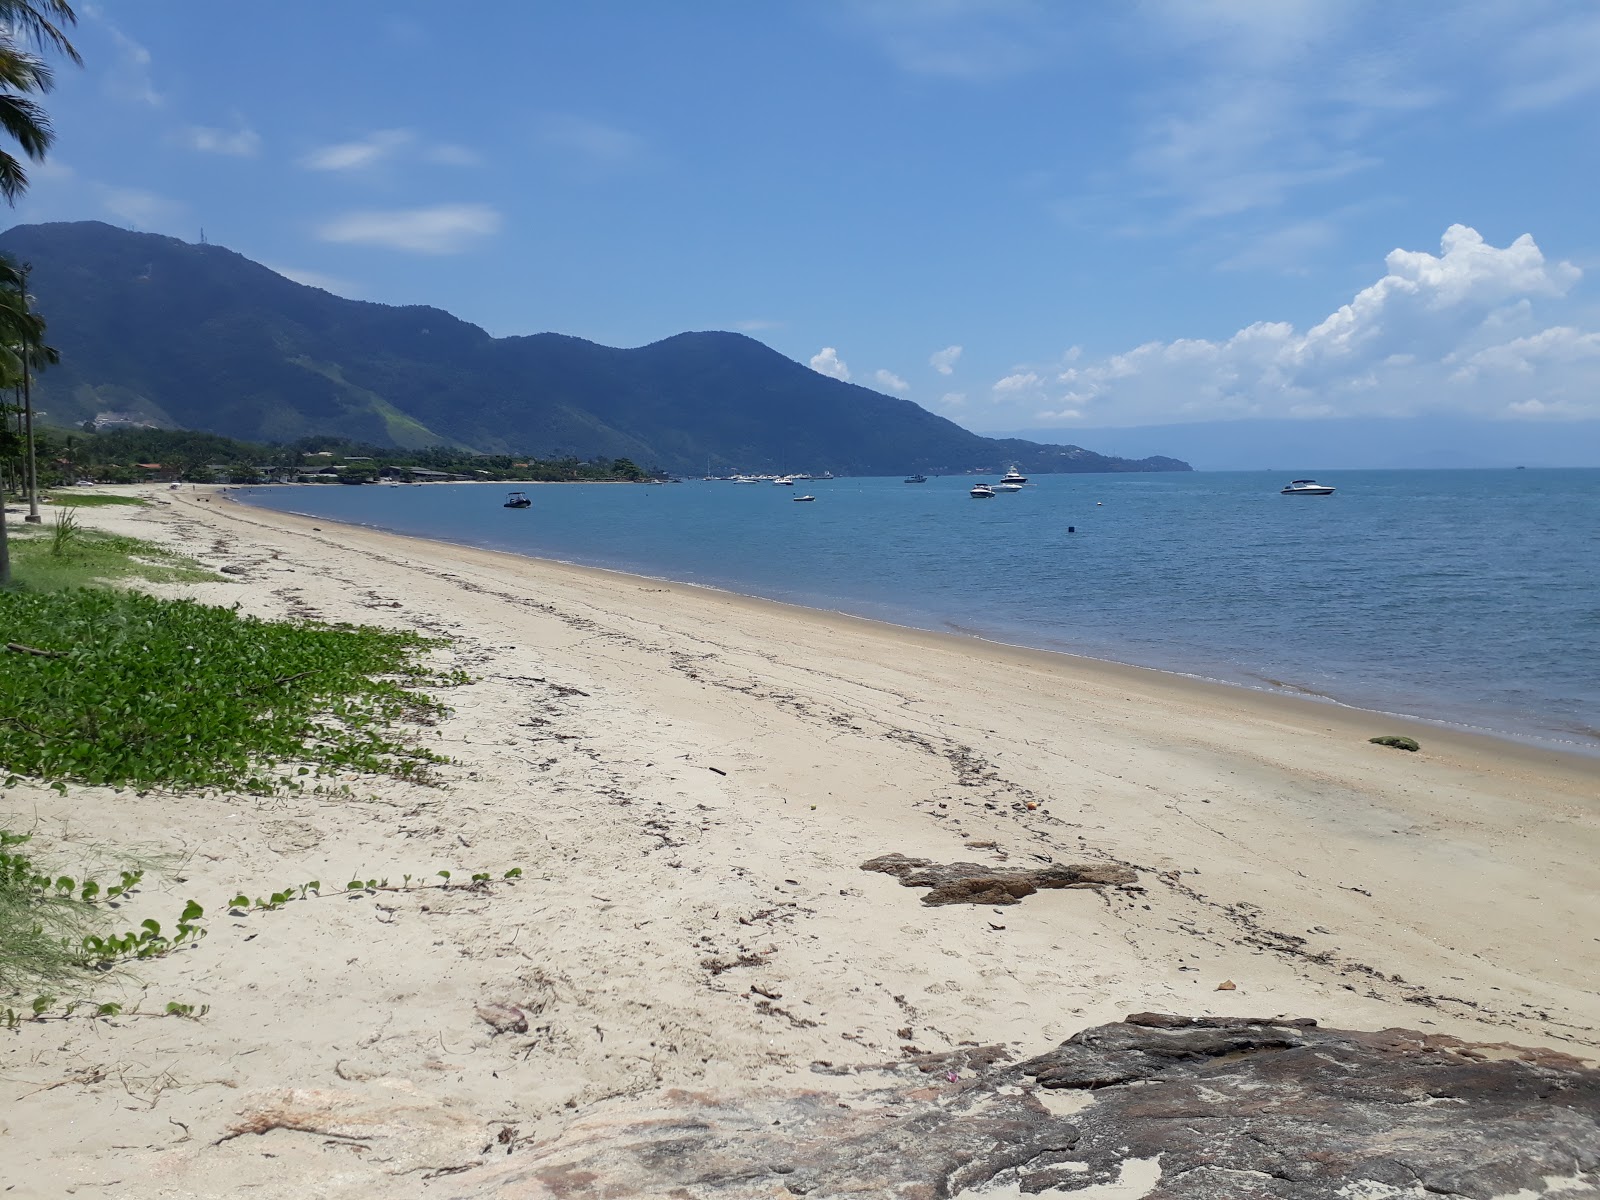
(2, 487, 1596, 1198)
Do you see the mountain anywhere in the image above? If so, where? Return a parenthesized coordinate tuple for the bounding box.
(981, 418, 1600, 471)
(0, 221, 1188, 476)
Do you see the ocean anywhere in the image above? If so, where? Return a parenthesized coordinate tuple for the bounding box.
(235, 469, 1600, 756)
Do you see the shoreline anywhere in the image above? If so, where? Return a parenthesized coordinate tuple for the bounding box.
(227, 485, 1600, 772)
(4, 486, 1595, 1198)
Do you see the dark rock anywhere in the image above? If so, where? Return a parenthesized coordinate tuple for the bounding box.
(1370, 735, 1421, 751)
(861, 854, 1137, 906)
(442, 1015, 1600, 1199)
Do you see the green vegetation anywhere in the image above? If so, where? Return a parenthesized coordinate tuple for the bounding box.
(0, 587, 456, 793)
(1369, 735, 1421, 752)
(0, 828, 205, 1003)
(6, 525, 218, 592)
(43, 490, 144, 507)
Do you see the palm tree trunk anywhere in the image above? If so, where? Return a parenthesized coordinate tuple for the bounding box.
(0, 459, 10, 587)
(21, 349, 37, 521)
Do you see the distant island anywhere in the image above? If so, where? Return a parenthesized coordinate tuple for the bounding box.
(0, 221, 1190, 478)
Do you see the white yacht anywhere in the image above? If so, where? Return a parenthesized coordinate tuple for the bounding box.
(1280, 479, 1336, 495)
(1000, 466, 1027, 485)
(970, 484, 996, 498)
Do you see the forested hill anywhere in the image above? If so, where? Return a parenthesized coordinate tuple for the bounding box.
(0, 221, 1190, 476)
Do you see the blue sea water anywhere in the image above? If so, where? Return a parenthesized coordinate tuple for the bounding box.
(235, 470, 1600, 755)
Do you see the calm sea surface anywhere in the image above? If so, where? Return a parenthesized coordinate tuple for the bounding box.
(236, 470, 1600, 755)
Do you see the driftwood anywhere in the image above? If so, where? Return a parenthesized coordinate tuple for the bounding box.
(4, 642, 65, 659)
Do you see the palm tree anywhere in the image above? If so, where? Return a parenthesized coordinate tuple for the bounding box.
(0, 2, 75, 584)
(0, 2, 78, 201)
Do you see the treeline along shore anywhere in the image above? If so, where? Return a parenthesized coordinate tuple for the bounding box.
(21, 425, 658, 487)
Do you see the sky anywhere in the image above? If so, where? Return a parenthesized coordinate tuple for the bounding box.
(9, 1, 1600, 450)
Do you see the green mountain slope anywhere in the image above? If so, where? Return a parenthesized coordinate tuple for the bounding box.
(0, 221, 1190, 475)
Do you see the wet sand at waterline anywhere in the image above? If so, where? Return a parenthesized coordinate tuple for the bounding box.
(2, 487, 1596, 1198)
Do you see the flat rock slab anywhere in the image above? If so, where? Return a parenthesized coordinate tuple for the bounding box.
(444, 1014, 1600, 1199)
(861, 852, 1137, 905)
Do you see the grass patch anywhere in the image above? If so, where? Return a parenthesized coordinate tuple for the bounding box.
(6, 527, 221, 592)
(43, 492, 147, 508)
(0, 831, 104, 994)
(0, 588, 456, 793)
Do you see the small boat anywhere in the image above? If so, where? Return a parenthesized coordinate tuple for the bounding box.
(731, 475, 762, 484)
(1000, 466, 1028, 484)
(1280, 479, 1336, 496)
(970, 484, 996, 498)
(996, 482, 1023, 492)
(792, 494, 816, 502)
(903, 474, 927, 484)
(503, 491, 532, 508)
(773, 476, 794, 485)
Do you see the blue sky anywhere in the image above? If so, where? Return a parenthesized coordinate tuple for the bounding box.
(10, 1, 1600, 441)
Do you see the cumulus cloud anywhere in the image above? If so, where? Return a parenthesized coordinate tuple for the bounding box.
(316, 204, 502, 254)
(874, 369, 909, 393)
(182, 125, 261, 157)
(992, 225, 1598, 427)
(993, 371, 1043, 393)
(810, 347, 850, 381)
(929, 344, 962, 375)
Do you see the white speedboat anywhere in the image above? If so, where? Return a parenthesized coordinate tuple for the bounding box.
(773, 476, 794, 485)
(970, 484, 996, 498)
(1000, 466, 1027, 484)
(792, 494, 815, 502)
(1280, 479, 1336, 495)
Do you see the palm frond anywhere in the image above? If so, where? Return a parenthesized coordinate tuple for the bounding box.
(0, 91, 51, 159)
(0, 1, 80, 67)
(0, 146, 28, 202)
(0, 47, 51, 93)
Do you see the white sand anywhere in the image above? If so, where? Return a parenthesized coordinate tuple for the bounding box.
(2, 487, 1595, 1198)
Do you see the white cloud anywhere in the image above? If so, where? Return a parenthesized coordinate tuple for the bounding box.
(92, 14, 163, 106)
(1498, 9, 1600, 112)
(301, 129, 411, 171)
(301, 129, 479, 172)
(810, 347, 850, 381)
(993, 371, 1043, 393)
(990, 225, 1599, 427)
(874, 369, 909, 393)
(537, 115, 645, 169)
(929, 344, 962, 375)
(316, 204, 502, 254)
(939, 391, 968, 409)
(846, 1, 1068, 81)
(181, 125, 261, 157)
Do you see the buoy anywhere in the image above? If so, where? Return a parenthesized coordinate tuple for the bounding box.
(1067, 526, 1075, 533)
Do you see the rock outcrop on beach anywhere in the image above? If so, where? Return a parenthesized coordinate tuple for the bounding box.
(443, 1013, 1600, 1199)
(0, 220, 1192, 477)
